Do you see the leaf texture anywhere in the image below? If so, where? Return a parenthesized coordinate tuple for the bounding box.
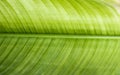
(0, 34, 120, 75)
(0, 0, 120, 35)
(0, 0, 120, 75)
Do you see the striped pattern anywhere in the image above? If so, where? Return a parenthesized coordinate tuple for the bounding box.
(0, 0, 120, 35)
(1, 0, 120, 75)
(0, 35, 120, 75)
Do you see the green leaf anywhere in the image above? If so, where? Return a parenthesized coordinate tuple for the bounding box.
(0, 0, 120, 75)
(0, 0, 120, 35)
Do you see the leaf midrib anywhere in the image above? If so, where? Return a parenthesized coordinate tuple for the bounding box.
(0, 33, 120, 39)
